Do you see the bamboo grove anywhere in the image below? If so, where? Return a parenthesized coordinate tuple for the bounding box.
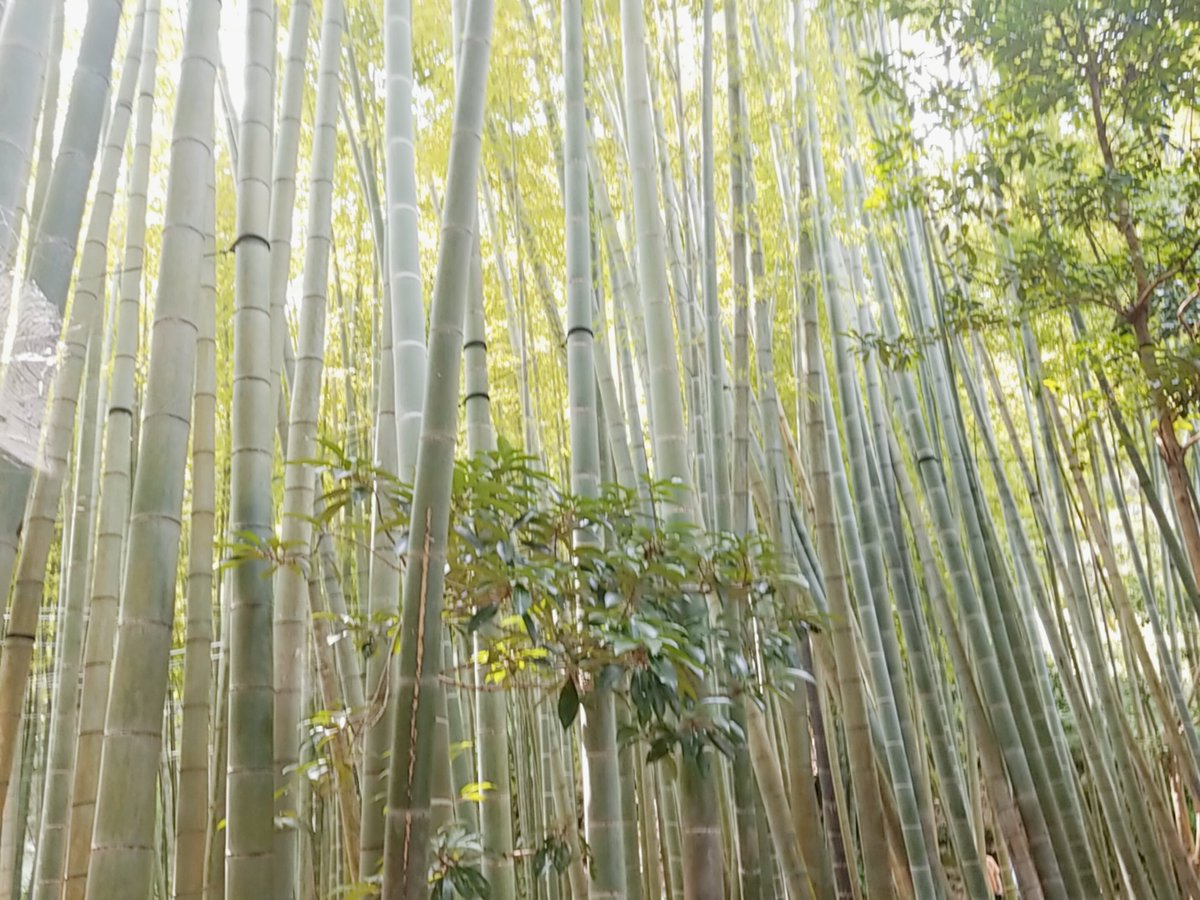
(0, 0, 1197, 897)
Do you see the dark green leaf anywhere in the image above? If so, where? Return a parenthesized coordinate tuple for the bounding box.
(557, 678, 579, 730)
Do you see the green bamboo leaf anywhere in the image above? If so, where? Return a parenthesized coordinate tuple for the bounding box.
(557, 678, 579, 729)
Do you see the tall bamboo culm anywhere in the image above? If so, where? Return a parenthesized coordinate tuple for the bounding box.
(381, 0, 496, 894)
(84, 0, 219, 895)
